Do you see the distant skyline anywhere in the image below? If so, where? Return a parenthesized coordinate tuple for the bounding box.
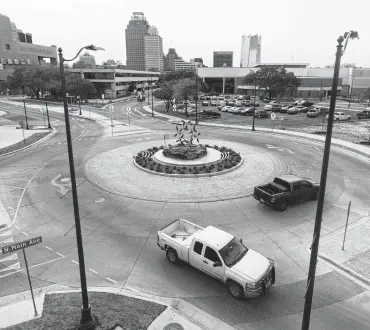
(2, 0, 369, 68)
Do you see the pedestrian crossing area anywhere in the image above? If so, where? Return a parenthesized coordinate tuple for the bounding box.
(0, 230, 20, 276)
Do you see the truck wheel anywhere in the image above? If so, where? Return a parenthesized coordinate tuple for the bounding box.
(313, 191, 319, 200)
(227, 281, 245, 300)
(166, 249, 179, 265)
(278, 202, 287, 211)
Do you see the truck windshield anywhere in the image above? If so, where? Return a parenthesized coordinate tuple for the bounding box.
(219, 238, 248, 267)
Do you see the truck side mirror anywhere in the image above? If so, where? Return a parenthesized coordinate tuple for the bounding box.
(213, 261, 222, 267)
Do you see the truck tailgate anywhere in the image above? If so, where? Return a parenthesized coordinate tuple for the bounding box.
(253, 187, 274, 203)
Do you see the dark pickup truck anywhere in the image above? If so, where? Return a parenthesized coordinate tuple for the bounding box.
(253, 175, 320, 211)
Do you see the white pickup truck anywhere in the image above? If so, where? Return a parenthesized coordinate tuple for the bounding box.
(157, 218, 275, 300)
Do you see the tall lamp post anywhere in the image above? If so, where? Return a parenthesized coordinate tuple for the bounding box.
(151, 75, 154, 117)
(252, 79, 257, 131)
(22, 95, 29, 129)
(58, 44, 104, 330)
(195, 67, 198, 124)
(301, 31, 358, 330)
(44, 99, 52, 129)
(147, 81, 150, 105)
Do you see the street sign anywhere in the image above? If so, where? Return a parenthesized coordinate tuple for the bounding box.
(271, 112, 276, 120)
(164, 134, 170, 139)
(2, 236, 42, 255)
(109, 105, 114, 113)
(101, 94, 105, 100)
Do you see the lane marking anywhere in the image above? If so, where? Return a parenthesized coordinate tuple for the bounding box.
(0, 256, 64, 279)
(105, 277, 117, 284)
(14, 225, 20, 230)
(0, 193, 22, 198)
(88, 268, 98, 275)
(0, 185, 24, 189)
(45, 246, 53, 251)
(56, 252, 65, 258)
(22, 231, 30, 237)
(71, 260, 79, 265)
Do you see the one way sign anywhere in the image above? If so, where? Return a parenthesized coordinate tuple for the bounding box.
(1, 236, 42, 255)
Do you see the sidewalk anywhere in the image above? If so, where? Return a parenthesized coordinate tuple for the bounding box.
(0, 285, 235, 329)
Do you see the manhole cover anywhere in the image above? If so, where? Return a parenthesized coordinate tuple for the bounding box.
(163, 323, 184, 330)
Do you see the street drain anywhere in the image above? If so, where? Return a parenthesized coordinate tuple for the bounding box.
(163, 323, 184, 330)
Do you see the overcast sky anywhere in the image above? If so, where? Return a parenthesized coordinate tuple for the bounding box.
(2, 0, 369, 68)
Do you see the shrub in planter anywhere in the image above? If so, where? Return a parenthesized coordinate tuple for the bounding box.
(182, 166, 186, 171)
(159, 145, 164, 149)
(194, 169, 199, 174)
(205, 168, 211, 173)
(137, 152, 143, 157)
(213, 145, 219, 150)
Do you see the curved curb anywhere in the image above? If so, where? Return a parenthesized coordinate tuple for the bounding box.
(0, 128, 56, 158)
(133, 156, 244, 178)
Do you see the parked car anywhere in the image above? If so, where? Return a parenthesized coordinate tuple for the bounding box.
(250, 101, 260, 107)
(241, 108, 255, 116)
(157, 218, 275, 299)
(253, 175, 320, 211)
(356, 110, 370, 119)
(299, 100, 315, 107)
(287, 107, 298, 115)
(254, 110, 269, 118)
(199, 110, 221, 118)
(199, 95, 205, 100)
(241, 100, 250, 106)
(210, 100, 217, 106)
(294, 106, 309, 113)
(280, 105, 290, 113)
(218, 96, 224, 100)
(264, 104, 273, 111)
(307, 109, 320, 118)
(202, 101, 209, 106)
(238, 95, 244, 100)
(205, 96, 211, 100)
(69, 108, 79, 112)
(326, 112, 351, 121)
(229, 107, 239, 113)
(232, 108, 243, 115)
(318, 107, 329, 115)
(262, 98, 270, 103)
(221, 106, 231, 112)
(211, 96, 218, 100)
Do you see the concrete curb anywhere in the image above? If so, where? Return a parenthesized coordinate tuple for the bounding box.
(318, 252, 370, 287)
(0, 285, 235, 330)
(0, 128, 56, 158)
(132, 155, 245, 178)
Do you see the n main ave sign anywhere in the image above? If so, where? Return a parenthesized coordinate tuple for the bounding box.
(1, 236, 42, 255)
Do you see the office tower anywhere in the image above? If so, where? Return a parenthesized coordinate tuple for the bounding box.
(125, 12, 150, 70)
(165, 48, 180, 71)
(240, 34, 261, 67)
(144, 26, 163, 72)
(213, 51, 233, 67)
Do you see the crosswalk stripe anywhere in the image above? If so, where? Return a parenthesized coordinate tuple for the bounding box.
(0, 253, 18, 262)
(0, 262, 20, 273)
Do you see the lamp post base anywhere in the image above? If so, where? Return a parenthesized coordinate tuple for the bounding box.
(77, 306, 96, 330)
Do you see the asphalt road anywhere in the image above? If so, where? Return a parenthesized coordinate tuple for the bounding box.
(1, 99, 370, 329)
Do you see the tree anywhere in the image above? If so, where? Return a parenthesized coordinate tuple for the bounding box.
(172, 78, 201, 117)
(153, 81, 176, 112)
(160, 70, 196, 82)
(65, 72, 96, 99)
(244, 66, 301, 100)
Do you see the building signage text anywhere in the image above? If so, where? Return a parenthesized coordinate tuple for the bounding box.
(20, 45, 54, 56)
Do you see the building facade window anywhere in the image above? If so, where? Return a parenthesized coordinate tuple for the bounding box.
(6, 44, 10, 50)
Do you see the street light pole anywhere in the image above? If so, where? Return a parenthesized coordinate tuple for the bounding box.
(45, 99, 52, 129)
(23, 96, 29, 130)
(195, 69, 198, 125)
(147, 81, 150, 105)
(301, 31, 358, 330)
(151, 75, 154, 117)
(252, 80, 257, 131)
(58, 45, 104, 330)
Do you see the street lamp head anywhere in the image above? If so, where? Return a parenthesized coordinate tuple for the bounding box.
(344, 31, 359, 40)
(84, 45, 105, 51)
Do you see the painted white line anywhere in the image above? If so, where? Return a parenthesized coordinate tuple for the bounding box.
(88, 268, 98, 275)
(0, 185, 24, 189)
(313, 147, 321, 151)
(71, 260, 79, 265)
(11, 164, 47, 230)
(57, 142, 62, 144)
(22, 231, 30, 237)
(56, 252, 65, 258)
(45, 246, 53, 251)
(14, 225, 20, 230)
(0, 193, 22, 198)
(0, 256, 64, 279)
(105, 277, 117, 284)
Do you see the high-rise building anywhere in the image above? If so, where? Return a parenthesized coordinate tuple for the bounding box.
(79, 52, 96, 67)
(164, 48, 180, 71)
(144, 26, 163, 72)
(175, 59, 197, 71)
(125, 12, 150, 71)
(213, 51, 233, 67)
(240, 34, 261, 67)
(191, 58, 204, 67)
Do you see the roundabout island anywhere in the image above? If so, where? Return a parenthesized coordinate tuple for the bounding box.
(85, 121, 291, 202)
